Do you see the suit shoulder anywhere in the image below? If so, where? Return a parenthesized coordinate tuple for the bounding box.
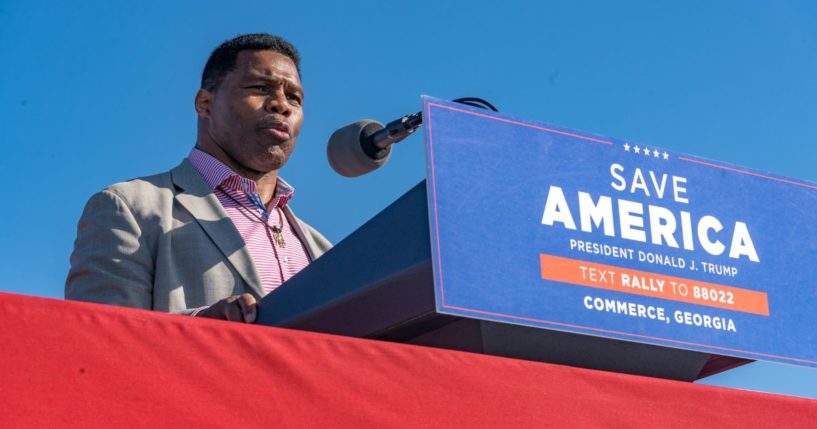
(98, 169, 177, 211)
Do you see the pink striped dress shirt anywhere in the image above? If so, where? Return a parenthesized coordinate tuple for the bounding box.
(188, 148, 311, 294)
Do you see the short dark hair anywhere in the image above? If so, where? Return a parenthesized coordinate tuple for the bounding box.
(201, 33, 301, 91)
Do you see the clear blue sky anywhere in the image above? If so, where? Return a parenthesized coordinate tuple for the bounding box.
(1, 0, 815, 399)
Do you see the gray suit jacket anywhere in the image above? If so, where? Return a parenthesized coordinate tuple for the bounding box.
(65, 159, 332, 314)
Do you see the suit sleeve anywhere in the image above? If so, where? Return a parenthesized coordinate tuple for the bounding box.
(65, 189, 155, 309)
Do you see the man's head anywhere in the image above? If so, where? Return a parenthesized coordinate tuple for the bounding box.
(195, 33, 304, 179)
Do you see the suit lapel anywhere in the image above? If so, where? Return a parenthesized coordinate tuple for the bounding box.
(283, 206, 317, 261)
(170, 160, 265, 298)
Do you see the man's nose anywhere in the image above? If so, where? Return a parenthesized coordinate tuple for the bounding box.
(264, 90, 291, 116)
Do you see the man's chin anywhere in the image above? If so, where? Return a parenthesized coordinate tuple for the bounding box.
(251, 151, 290, 174)
(234, 142, 293, 176)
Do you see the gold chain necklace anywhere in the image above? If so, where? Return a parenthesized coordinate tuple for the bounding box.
(218, 186, 287, 248)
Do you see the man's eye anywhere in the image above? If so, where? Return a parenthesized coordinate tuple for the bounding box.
(287, 94, 302, 105)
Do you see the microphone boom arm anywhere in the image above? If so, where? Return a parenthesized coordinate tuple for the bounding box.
(371, 111, 423, 151)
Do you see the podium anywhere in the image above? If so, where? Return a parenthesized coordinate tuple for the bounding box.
(255, 94, 817, 380)
(258, 181, 741, 381)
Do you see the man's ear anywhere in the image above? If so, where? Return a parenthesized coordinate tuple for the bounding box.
(195, 89, 213, 118)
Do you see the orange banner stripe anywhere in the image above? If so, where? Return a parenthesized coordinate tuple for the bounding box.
(539, 254, 769, 316)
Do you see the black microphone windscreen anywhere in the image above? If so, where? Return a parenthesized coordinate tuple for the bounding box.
(327, 120, 392, 177)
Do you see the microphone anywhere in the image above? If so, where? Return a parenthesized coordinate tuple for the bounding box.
(327, 112, 422, 177)
(327, 98, 497, 177)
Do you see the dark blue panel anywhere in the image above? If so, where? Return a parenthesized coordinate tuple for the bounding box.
(422, 96, 817, 368)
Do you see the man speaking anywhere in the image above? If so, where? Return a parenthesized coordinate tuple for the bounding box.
(65, 33, 331, 323)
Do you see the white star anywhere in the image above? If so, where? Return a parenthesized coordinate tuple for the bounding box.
(634, 145, 641, 154)
(653, 149, 660, 158)
(623, 143, 631, 152)
(643, 148, 651, 157)
(662, 152, 669, 160)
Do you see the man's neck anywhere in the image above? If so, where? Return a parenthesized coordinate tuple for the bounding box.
(254, 173, 278, 206)
(195, 142, 279, 206)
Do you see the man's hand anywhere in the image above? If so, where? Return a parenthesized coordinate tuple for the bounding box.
(196, 294, 257, 323)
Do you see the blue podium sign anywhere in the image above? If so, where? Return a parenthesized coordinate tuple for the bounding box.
(422, 96, 817, 368)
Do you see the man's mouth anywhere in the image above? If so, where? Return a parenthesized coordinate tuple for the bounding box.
(258, 119, 291, 140)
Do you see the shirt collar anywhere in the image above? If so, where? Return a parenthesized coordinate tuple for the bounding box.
(187, 148, 296, 208)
